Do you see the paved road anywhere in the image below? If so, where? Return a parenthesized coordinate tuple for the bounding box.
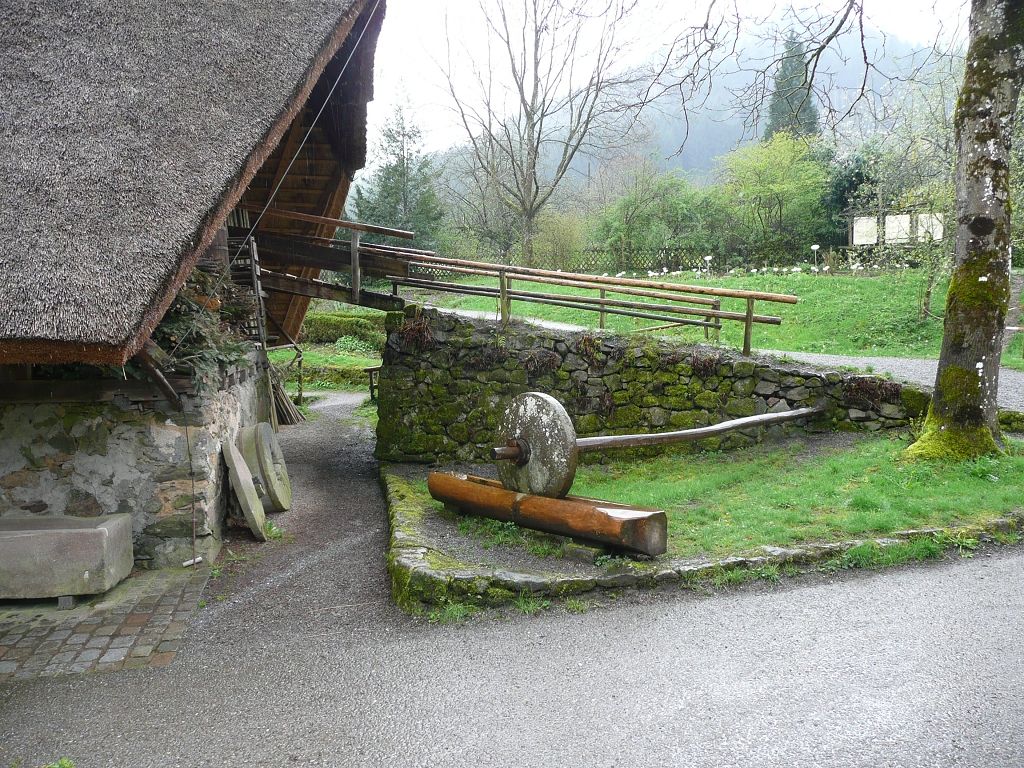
(432, 307, 1024, 411)
(3, 394, 1024, 767)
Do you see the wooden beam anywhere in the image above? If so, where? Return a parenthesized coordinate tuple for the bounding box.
(261, 270, 404, 311)
(241, 204, 416, 240)
(0, 378, 196, 404)
(255, 233, 410, 277)
(351, 230, 361, 303)
(135, 348, 184, 411)
(428, 473, 667, 557)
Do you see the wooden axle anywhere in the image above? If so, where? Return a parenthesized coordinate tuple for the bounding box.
(492, 392, 825, 498)
(492, 405, 824, 463)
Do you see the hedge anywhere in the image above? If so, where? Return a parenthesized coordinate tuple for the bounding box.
(301, 312, 386, 350)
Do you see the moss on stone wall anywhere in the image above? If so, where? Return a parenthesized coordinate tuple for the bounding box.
(374, 308, 918, 464)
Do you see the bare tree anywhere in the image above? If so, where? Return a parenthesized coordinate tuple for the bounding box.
(443, 0, 641, 266)
(646, 1, 965, 145)
(437, 144, 521, 260)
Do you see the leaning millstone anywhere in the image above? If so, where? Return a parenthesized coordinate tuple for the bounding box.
(223, 441, 267, 542)
(237, 422, 292, 513)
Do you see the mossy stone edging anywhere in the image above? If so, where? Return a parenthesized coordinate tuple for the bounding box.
(381, 468, 1022, 613)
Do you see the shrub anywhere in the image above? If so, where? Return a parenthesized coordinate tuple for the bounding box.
(301, 312, 386, 350)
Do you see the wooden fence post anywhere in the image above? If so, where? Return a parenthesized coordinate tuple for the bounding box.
(599, 288, 606, 329)
(350, 230, 361, 304)
(743, 297, 755, 356)
(499, 269, 509, 324)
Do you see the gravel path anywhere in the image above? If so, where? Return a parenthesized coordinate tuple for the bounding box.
(4, 394, 1024, 766)
(763, 350, 1024, 412)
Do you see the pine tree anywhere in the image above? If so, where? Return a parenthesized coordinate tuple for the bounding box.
(763, 33, 820, 140)
(351, 105, 444, 249)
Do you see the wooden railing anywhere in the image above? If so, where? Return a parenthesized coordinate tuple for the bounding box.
(366, 246, 796, 356)
(241, 207, 797, 356)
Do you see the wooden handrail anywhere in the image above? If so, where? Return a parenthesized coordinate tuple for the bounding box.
(392, 276, 780, 325)
(365, 246, 797, 304)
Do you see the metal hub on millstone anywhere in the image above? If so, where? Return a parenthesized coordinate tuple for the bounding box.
(496, 392, 578, 498)
(237, 422, 292, 512)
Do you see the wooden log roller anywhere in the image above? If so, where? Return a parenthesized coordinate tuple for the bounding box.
(429, 392, 825, 556)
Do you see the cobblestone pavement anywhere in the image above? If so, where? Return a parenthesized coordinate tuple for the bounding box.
(0, 567, 208, 682)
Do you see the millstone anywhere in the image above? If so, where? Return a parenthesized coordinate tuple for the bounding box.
(237, 422, 292, 512)
(223, 441, 267, 541)
(496, 392, 578, 498)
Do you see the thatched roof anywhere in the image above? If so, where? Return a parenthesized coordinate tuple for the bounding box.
(0, 0, 381, 365)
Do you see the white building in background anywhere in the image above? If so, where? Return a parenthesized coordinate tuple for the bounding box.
(850, 212, 944, 246)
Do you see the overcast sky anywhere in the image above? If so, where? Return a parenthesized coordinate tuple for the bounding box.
(365, 0, 970, 155)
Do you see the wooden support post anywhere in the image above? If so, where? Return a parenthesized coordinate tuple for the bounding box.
(743, 297, 755, 356)
(351, 231, 361, 304)
(599, 289, 606, 329)
(706, 299, 722, 342)
(499, 269, 509, 324)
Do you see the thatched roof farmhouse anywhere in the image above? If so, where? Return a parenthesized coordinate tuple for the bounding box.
(0, 0, 384, 364)
(0, 0, 389, 576)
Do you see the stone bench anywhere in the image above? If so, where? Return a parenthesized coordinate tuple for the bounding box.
(0, 514, 134, 599)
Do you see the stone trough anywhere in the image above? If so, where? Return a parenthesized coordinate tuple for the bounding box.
(0, 514, 133, 599)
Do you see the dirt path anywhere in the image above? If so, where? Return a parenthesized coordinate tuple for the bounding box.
(186, 389, 407, 643)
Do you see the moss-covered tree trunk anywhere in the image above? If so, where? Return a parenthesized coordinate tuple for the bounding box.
(906, 0, 1024, 460)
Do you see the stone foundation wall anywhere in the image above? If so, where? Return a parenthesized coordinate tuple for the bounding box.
(0, 362, 271, 567)
(375, 307, 930, 463)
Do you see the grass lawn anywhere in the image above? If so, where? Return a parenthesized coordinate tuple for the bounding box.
(569, 434, 1024, 560)
(268, 344, 380, 391)
(1005, 331, 1024, 371)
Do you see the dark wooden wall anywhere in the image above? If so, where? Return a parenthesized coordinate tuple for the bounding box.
(240, 0, 382, 340)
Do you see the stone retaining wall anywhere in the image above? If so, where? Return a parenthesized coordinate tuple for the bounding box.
(375, 307, 930, 463)
(0, 361, 271, 567)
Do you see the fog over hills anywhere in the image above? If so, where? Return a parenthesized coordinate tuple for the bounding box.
(572, 30, 942, 183)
